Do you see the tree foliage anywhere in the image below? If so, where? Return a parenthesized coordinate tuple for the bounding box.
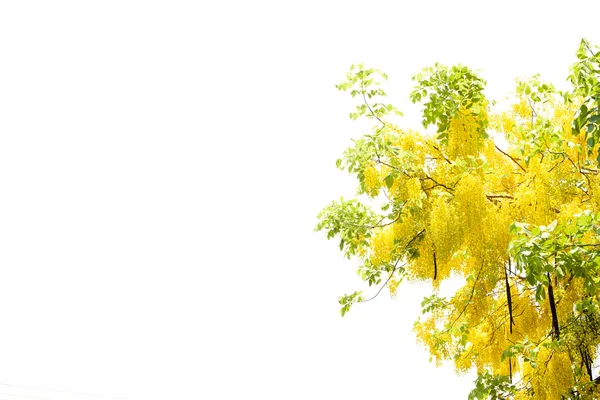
(316, 39, 600, 399)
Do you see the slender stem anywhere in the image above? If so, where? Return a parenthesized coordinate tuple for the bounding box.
(360, 82, 385, 126)
(360, 230, 425, 303)
(495, 144, 527, 173)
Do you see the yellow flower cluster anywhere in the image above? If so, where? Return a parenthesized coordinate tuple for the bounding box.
(499, 112, 516, 134)
(454, 173, 487, 248)
(513, 160, 561, 226)
(528, 348, 574, 400)
(412, 239, 435, 282)
(388, 278, 399, 298)
(553, 102, 575, 136)
(482, 204, 514, 264)
(428, 196, 460, 279)
(369, 226, 395, 266)
(414, 316, 451, 367)
(447, 106, 483, 159)
(363, 161, 380, 197)
(385, 122, 402, 134)
(406, 177, 422, 200)
(481, 139, 516, 194)
(387, 174, 405, 200)
(512, 95, 532, 123)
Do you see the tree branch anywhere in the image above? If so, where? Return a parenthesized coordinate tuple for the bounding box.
(361, 82, 386, 126)
(360, 229, 425, 303)
(447, 261, 485, 330)
(495, 144, 527, 173)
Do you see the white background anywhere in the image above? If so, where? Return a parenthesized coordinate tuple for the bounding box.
(1, 1, 600, 399)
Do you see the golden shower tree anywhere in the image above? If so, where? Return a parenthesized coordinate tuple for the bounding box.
(316, 39, 600, 399)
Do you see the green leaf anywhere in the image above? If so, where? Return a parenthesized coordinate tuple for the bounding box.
(535, 284, 546, 302)
(587, 123, 596, 133)
(384, 174, 394, 189)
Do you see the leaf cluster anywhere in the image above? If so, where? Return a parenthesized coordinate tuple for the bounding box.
(569, 39, 600, 163)
(409, 63, 487, 143)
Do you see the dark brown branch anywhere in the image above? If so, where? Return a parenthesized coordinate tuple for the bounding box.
(433, 251, 437, 281)
(505, 260, 515, 334)
(548, 153, 566, 172)
(421, 176, 454, 192)
(495, 144, 527, 173)
(431, 145, 452, 164)
(486, 194, 514, 200)
(408, 229, 426, 245)
(547, 272, 560, 340)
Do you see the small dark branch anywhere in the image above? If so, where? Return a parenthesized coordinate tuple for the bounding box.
(547, 272, 560, 340)
(505, 260, 515, 334)
(422, 183, 448, 192)
(486, 194, 514, 200)
(582, 177, 592, 195)
(405, 229, 426, 249)
(546, 151, 587, 193)
(433, 251, 437, 281)
(548, 153, 566, 173)
(509, 357, 513, 383)
(431, 145, 452, 164)
(421, 176, 454, 192)
(564, 154, 579, 171)
(375, 158, 400, 171)
(448, 261, 485, 330)
(495, 144, 527, 173)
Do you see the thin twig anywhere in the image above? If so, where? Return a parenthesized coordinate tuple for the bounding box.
(361, 82, 385, 126)
(431, 145, 452, 164)
(361, 261, 407, 303)
(495, 144, 527, 173)
(421, 176, 454, 192)
(447, 261, 485, 330)
(360, 230, 425, 303)
(486, 194, 514, 200)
